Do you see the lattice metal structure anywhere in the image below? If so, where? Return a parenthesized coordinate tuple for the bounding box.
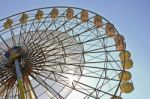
(0, 7, 134, 99)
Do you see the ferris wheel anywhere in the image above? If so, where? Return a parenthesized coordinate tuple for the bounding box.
(0, 6, 134, 99)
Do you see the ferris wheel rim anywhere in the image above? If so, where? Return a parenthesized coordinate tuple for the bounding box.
(0, 6, 134, 99)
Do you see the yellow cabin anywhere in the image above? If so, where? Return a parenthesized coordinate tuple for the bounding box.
(121, 59, 133, 69)
(118, 71, 132, 81)
(35, 9, 44, 21)
(50, 8, 59, 20)
(81, 10, 88, 22)
(3, 19, 13, 29)
(114, 34, 125, 44)
(20, 13, 28, 24)
(111, 96, 122, 99)
(119, 50, 131, 60)
(116, 42, 126, 51)
(94, 15, 102, 28)
(105, 23, 116, 37)
(120, 82, 134, 93)
(66, 8, 74, 19)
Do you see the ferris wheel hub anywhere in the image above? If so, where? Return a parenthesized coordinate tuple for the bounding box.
(4, 46, 28, 68)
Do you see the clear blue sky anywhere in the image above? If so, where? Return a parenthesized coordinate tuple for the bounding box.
(0, 0, 150, 98)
